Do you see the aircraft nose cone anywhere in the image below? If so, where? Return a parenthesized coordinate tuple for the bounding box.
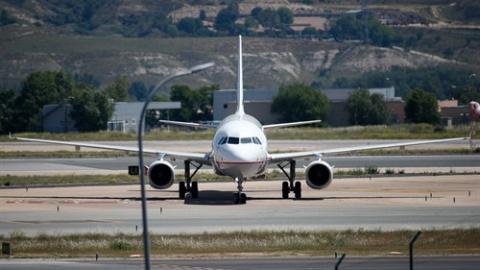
(214, 145, 266, 178)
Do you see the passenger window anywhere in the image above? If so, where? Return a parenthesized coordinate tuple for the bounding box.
(228, 137, 239, 144)
(241, 137, 252, 144)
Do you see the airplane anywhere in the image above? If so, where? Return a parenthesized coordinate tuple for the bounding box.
(11, 35, 465, 204)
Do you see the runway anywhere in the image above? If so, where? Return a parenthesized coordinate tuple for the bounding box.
(1, 155, 478, 174)
(1, 176, 478, 236)
(1, 139, 478, 176)
(1, 139, 479, 269)
(2, 256, 480, 270)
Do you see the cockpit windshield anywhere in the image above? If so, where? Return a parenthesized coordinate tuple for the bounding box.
(218, 136, 263, 145)
(241, 137, 252, 144)
(227, 137, 239, 144)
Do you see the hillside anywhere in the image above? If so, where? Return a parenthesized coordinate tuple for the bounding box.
(1, 0, 479, 96)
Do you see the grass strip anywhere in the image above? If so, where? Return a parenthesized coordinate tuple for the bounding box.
(0, 174, 140, 187)
(1, 166, 476, 188)
(1, 229, 478, 258)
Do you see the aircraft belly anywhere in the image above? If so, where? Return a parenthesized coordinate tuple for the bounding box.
(214, 162, 264, 179)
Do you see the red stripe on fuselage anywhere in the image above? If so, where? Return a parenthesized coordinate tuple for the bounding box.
(216, 161, 264, 165)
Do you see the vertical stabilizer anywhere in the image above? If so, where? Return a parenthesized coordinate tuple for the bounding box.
(236, 35, 245, 115)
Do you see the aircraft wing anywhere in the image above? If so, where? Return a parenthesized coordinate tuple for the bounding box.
(268, 137, 467, 163)
(10, 135, 211, 165)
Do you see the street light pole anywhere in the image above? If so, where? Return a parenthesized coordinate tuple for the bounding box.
(137, 62, 214, 270)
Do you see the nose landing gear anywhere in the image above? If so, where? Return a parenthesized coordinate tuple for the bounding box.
(233, 177, 247, 204)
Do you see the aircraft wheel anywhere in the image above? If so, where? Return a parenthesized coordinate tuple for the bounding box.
(282, 181, 289, 199)
(191, 182, 199, 198)
(240, 193, 247, 204)
(294, 181, 302, 199)
(179, 181, 186, 199)
(233, 193, 240, 204)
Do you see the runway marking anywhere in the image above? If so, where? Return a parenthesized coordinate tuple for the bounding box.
(153, 264, 231, 270)
(4, 219, 121, 224)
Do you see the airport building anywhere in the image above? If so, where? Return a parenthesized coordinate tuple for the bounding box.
(213, 87, 404, 126)
(43, 102, 180, 133)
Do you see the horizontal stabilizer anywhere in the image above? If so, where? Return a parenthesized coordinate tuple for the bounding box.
(263, 120, 322, 129)
(159, 120, 218, 129)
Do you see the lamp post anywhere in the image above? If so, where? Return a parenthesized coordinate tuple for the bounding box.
(137, 62, 214, 270)
(469, 73, 477, 101)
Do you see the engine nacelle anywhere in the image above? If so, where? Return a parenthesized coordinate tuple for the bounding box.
(147, 160, 175, 189)
(305, 160, 333, 190)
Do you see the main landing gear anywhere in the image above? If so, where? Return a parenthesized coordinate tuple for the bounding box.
(278, 160, 302, 199)
(233, 177, 247, 204)
(179, 160, 202, 199)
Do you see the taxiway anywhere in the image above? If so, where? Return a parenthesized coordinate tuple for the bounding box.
(1, 175, 478, 236)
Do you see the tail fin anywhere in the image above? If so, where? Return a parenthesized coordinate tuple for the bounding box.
(236, 35, 245, 115)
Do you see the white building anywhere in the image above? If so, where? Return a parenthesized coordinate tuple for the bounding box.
(43, 102, 181, 133)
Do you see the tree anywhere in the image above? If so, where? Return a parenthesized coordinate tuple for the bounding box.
(345, 89, 391, 125)
(214, 2, 239, 34)
(170, 85, 195, 121)
(15, 71, 75, 132)
(70, 87, 114, 132)
(271, 83, 330, 123)
(169, 84, 220, 122)
(0, 88, 16, 134)
(369, 93, 391, 125)
(128, 81, 148, 101)
(329, 13, 403, 47)
(104, 75, 128, 102)
(1, 9, 16, 26)
(277, 7, 293, 25)
(404, 88, 440, 124)
(196, 84, 220, 121)
(302, 26, 317, 36)
(199, 10, 206, 21)
(177, 17, 204, 35)
(256, 8, 280, 30)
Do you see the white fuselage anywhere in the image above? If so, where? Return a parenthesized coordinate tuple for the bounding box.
(211, 113, 269, 179)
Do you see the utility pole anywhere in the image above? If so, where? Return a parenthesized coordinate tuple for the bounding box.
(410, 231, 422, 270)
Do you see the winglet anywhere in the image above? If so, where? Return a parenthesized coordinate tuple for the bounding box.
(235, 35, 245, 116)
(9, 132, 13, 139)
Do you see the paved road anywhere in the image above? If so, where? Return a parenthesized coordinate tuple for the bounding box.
(2, 256, 480, 270)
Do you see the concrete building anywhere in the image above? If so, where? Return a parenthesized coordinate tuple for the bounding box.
(43, 104, 76, 133)
(43, 102, 181, 133)
(109, 102, 181, 133)
(437, 100, 470, 126)
(213, 89, 278, 124)
(213, 87, 401, 126)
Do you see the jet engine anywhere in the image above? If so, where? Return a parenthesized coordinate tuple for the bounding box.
(147, 160, 175, 189)
(305, 160, 333, 189)
(469, 101, 480, 120)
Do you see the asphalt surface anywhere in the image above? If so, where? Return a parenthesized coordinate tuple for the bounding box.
(2, 256, 480, 270)
(1, 139, 478, 175)
(1, 155, 478, 173)
(1, 140, 478, 270)
(1, 176, 478, 236)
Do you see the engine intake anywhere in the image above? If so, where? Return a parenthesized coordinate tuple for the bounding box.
(147, 160, 175, 189)
(305, 160, 333, 189)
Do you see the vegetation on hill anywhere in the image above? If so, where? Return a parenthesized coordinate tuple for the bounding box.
(0, 0, 479, 121)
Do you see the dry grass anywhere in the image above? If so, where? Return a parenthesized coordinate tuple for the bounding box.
(1, 229, 478, 258)
(1, 124, 470, 142)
